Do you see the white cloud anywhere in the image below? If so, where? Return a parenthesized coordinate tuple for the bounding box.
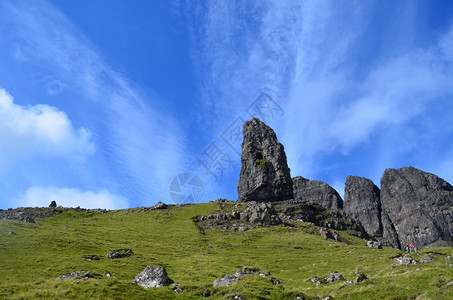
(0, 88, 94, 167)
(17, 187, 128, 209)
(0, 1, 187, 204)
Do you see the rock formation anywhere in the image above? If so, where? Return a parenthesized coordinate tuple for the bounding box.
(344, 176, 382, 237)
(237, 118, 293, 202)
(292, 176, 343, 210)
(380, 166, 453, 249)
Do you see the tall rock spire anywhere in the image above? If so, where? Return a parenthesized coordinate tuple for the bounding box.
(237, 118, 293, 202)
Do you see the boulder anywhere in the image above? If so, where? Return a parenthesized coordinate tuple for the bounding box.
(292, 176, 343, 210)
(105, 249, 134, 259)
(367, 240, 383, 249)
(213, 267, 258, 287)
(58, 271, 92, 280)
(420, 254, 434, 263)
(344, 176, 382, 236)
(213, 274, 238, 287)
(49, 201, 57, 208)
(135, 266, 172, 288)
(354, 273, 367, 283)
(392, 255, 417, 266)
(152, 201, 167, 210)
(237, 118, 293, 202)
(381, 167, 453, 249)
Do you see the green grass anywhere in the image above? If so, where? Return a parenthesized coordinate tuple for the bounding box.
(0, 202, 452, 299)
(255, 158, 270, 167)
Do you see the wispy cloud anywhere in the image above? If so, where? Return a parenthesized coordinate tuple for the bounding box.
(0, 1, 188, 205)
(186, 1, 453, 192)
(17, 187, 128, 209)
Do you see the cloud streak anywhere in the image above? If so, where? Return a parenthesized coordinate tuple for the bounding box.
(187, 1, 453, 193)
(0, 1, 188, 205)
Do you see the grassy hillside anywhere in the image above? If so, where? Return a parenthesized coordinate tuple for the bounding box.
(0, 202, 452, 299)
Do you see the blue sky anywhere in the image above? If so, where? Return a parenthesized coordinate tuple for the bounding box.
(1, 0, 453, 209)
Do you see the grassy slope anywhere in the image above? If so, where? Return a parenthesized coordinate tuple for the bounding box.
(0, 202, 452, 299)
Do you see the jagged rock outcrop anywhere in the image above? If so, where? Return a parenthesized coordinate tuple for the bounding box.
(197, 201, 284, 231)
(380, 167, 453, 249)
(273, 200, 367, 237)
(237, 118, 293, 202)
(344, 176, 382, 237)
(292, 176, 343, 210)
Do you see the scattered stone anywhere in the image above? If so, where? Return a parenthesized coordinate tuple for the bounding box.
(322, 297, 332, 300)
(310, 276, 322, 285)
(235, 267, 257, 277)
(152, 201, 167, 210)
(237, 118, 293, 202)
(213, 267, 259, 287)
(62, 225, 69, 229)
(354, 273, 368, 283)
(392, 255, 417, 266)
(103, 272, 112, 277)
(171, 283, 184, 293)
(135, 266, 172, 288)
(367, 240, 383, 249)
(324, 272, 344, 283)
(105, 249, 134, 259)
(82, 255, 100, 261)
(446, 281, 453, 287)
(344, 280, 352, 285)
(270, 278, 281, 285)
(49, 201, 57, 208)
(292, 176, 343, 210)
(319, 228, 348, 243)
(58, 271, 92, 280)
(213, 274, 237, 287)
(7, 231, 16, 235)
(233, 296, 244, 300)
(420, 254, 435, 263)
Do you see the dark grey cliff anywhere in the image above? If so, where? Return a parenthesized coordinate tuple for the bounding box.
(380, 167, 453, 249)
(344, 176, 382, 237)
(292, 176, 343, 210)
(237, 118, 293, 202)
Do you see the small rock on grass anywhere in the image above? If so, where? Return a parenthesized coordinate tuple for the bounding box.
(105, 249, 133, 259)
(310, 276, 322, 285)
(58, 271, 93, 280)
